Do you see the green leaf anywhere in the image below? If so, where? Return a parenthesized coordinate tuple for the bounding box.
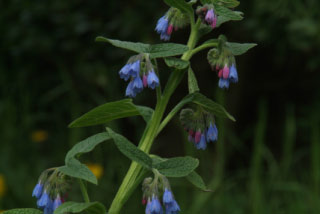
(54, 201, 106, 214)
(186, 171, 211, 191)
(107, 128, 152, 169)
(164, 57, 189, 69)
(188, 66, 200, 94)
(69, 99, 153, 128)
(190, 93, 236, 121)
(65, 132, 110, 162)
(226, 42, 257, 56)
(153, 156, 199, 177)
(213, 0, 240, 8)
(216, 11, 243, 27)
(3, 209, 42, 214)
(96, 37, 149, 53)
(148, 43, 189, 58)
(58, 158, 97, 185)
(69, 99, 139, 128)
(215, 5, 243, 22)
(96, 37, 188, 59)
(136, 105, 154, 123)
(164, 0, 194, 15)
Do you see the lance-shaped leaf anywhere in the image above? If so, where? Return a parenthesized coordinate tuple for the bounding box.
(188, 66, 200, 94)
(216, 11, 243, 27)
(136, 105, 154, 123)
(96, 37, 188, 58)
(164, 0, 194, 15)
(153, 156, 199, 177)
(3, 209, 42, 214)
(69, 99, 153, 128)
(58, 158, 97, 185)
(54, 201, 106, 214)
(65, 132, 110, 162)
(164, 57, 189, 70)
(107, 128, 152, 169)
(226, 42, 257, 56)
(186, 171, 212, 191)
(215, 5, 243, 20)
(191, 93, 236, 121)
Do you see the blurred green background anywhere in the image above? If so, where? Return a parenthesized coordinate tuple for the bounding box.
(1, 0, 320, 213)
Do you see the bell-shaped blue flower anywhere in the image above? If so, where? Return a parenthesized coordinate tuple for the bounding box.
(129, 60, 141, 78)
(43, 199, 53, 214)
(125, 81, 137, 98)
(155, 16, 169, 35)
(147, 70, 159, 89)
(53, 195, 62, 210)
(206, 123, 218, 142)
(218, 78, 230, 89)
(196, 134, 207, 150)
(132, 76, 143, 93)
(229, 64, 238, 83)
(37, 190, 50, 208)
(163, 189, 174, 204)
(32, 182, 43, 199)
(150, 196, 163, 214)
(165, 199, 180, 214)
(119, 64, 132, 81)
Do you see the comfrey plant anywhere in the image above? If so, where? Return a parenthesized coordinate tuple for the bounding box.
(4, 0, 256, 214)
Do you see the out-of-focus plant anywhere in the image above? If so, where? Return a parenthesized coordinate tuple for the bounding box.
(3, 0, 255, 214)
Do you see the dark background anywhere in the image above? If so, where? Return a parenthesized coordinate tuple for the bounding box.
(1, 0, 320, 213)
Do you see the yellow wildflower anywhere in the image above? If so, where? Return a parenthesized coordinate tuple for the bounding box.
(0, 174, 6, 198)
(31, 130, 48, 143)
(86, 163, 103, 179)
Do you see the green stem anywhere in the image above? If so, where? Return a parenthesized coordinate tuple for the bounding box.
(78, 179, 90, 203)
(189, 41, 218, 57)
(108, 18, 201, 214)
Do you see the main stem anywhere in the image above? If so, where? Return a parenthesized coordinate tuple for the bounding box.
(108, 19, 200, 214)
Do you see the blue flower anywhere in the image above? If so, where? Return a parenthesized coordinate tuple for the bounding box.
(125, 81, 137, 98)
(206, 123, 218, 142)
(218, 78, 230, 89)
(196, 134, 207, 150)
(132, 76, 144, 93)
(155, 16, 171, 41)
(163, 189, 174, 204)
(53, 195, 62, 210)
(150, 196, 163, 214)
(229, 64, 238, 83)
(147, 70, 159, 89)
(155, 16, 169, 35)
(32, 182, 43, 199)
(119, 64, 132, 81)
(164, 199, 180, 214)
(43, 199, 53, 214)
(37, 190, 50, 208)
(129, 60, 141, 78)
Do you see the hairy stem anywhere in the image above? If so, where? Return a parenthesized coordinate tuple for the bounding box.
(108, 18, 201, 214)
(78, 179, 90, 203)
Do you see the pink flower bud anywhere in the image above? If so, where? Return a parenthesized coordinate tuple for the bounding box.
(223, 65, 230, 79)
(143, 75, 148, 88)
(195, 131, 201, 143)
(218, 69, 223, 78)
(167, 24, 173, 35)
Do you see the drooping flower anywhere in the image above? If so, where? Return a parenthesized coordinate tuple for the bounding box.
(52, 194, 62, 210)
(147, 70, 160, 89)
(32, 182, 43, 199)
(150, 196, 163, 214)
(205, 9, 214, 24)
(229, 64, 238, 83)
(197, 5, 218, 29)
(119, 64, 132, 81)
(132, 76, 144, 94)
(125, 81, 136, 98)
(163, 189, 180, 214)
(37, 190, 50, 208)
(155, 16, 169, 35)
(180, 108, 218, 150)
(217, 63, 238, 89)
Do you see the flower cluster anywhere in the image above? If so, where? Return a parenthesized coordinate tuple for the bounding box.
(207, 47, 238, 89)
(142, 174, 180, 214)
(155, 8, 189, 41)
(32, 170, 69, 214)
(180, 108, 218, 150)
(196, 5, 218, 29)
(119, 54, 159, 97)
